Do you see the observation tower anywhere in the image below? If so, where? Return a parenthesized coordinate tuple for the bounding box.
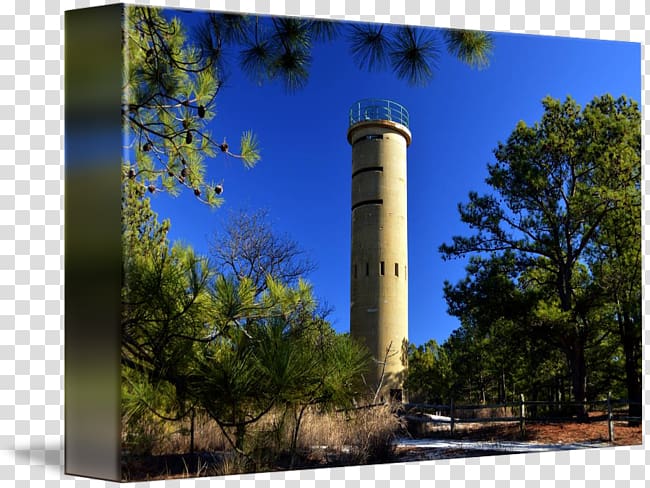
(347, 99, 411, 402)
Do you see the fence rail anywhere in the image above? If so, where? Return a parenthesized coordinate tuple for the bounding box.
(404, 393, 642, 442)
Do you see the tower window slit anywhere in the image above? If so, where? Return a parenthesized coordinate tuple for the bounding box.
(365, 262, 369, 276)
(351, 199, 383, 211)
(395, 263, 399, 277)
(352, 166, 383, 179)
(352, 134, 383, 145)
(353, 264, 357, 279)
(380, 261, 385, 276)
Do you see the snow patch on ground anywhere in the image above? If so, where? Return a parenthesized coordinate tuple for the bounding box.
(420, 414, 453, 422)
(395, 437, 610, 454)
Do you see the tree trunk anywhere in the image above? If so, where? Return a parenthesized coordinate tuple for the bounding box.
(554, 375, 562, 415)
(557, 265, 589, 418)
(289, 404, 308, 469)
(499, 370, 506, 404)
(479, 373, 486, 404)
(235, 422, 246, 452)
(624, 356, 641, 426)
(620, 315, 642, 426)
(570, 342, 588, 419)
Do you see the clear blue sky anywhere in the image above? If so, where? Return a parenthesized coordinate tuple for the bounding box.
(148, 10, 640, 347)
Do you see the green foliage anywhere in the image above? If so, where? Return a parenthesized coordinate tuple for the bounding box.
(233, 15, 492, 90)
(120, 6, 497, 464)
(443, 29, 493, 69)
(346, 22, 492, 86)
(122, 6, 261, 207)
(389, 26, 439, 86)
(437, 94, 641, 411)
(348, 23, 441, 86)
(404, 340, 452, 404)
(347, 23, 392, 73)
(239, 131, 261, 168)
(187, 276, 371, 459)
(121, 200, 372, 463)
(121, 179, 214, 452)
(122, 6, 494, 211)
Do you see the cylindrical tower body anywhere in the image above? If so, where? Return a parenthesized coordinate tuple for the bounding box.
(347, 99, 411, 402)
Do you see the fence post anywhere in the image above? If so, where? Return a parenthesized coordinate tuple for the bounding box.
(607, 391, 614, 443)
(519, 394, 526, 438)
(450, 398, 455, 437)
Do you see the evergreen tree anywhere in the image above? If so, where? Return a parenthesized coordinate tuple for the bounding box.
(122, 6, 261, 206)
(121, 184, 372, 463)
(192, 276, 369, 465)
(586, 95, 642, 422)
(121, 176, 215, 450)
(404, 339, 453, 404)
(440, 95, 641, 416)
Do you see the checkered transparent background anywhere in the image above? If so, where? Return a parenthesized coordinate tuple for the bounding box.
(0, 0, 648, 486)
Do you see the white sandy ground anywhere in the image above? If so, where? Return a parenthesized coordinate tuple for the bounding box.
(315, 414, 611, 462)
(394, 437, 610, 455)
(397, 413, 612, 459)
(416, 414, 454, 422)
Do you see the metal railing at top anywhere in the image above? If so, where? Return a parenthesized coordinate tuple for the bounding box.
(349, 98, 409, 128)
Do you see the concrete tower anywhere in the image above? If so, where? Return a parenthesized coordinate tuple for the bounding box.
(348, 99, 411, 402)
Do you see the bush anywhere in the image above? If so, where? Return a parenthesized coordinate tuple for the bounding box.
(288, 404, 405, 465)
(345, 404, 405, 464)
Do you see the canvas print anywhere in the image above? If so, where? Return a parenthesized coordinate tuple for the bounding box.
(64, 3, 642, 482)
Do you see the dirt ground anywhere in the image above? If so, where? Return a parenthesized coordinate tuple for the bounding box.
(395, 413, 643, 462)
(520, 420, 638, 446)
(123, 415, 643, 480)
(452, 418, 642, 447)
(406, 410, 641, 445)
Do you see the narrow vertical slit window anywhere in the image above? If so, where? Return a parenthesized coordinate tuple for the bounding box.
(380, 261, 385, 276)
(365, 262, 369, 276)
(353, 264, 357, 279)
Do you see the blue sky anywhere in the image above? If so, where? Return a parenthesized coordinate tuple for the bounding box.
(148, 11, 640, 347)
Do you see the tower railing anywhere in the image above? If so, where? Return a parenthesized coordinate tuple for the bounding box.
(349, 98, 409, 129)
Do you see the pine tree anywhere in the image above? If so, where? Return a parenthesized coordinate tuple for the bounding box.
(122, 6, 260, 207)
(440, 95, 641, 416)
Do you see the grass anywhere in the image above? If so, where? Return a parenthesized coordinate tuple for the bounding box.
(121, 404, 405, 480)
(293, 404, 405, 465)
(121, 411, 230, 456)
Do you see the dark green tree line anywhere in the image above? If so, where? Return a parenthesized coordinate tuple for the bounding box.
(433, 94, 641, 418)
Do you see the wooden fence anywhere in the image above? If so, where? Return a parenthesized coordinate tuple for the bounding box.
(404, 393, 642, 442)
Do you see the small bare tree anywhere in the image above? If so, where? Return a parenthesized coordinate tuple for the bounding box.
(361, 341, 401, 404)
(209, 208, 317, 296)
